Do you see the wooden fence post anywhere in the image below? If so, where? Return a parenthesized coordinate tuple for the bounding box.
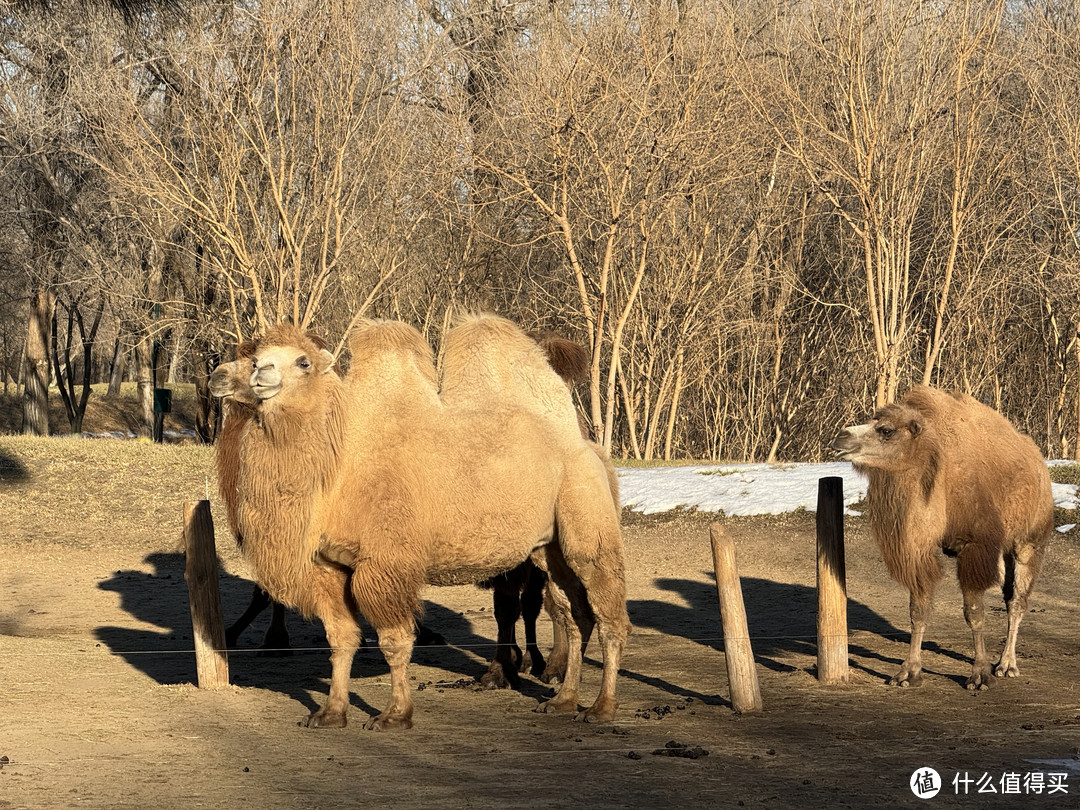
(182, 500, 230, 689)
(710, 522, 763, 713)
(816, 477, 849, 684)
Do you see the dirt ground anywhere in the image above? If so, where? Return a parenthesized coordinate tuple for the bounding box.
(1, 441, 1079, 808)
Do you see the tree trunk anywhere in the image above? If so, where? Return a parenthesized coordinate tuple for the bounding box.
(134, 334, 154, 439)
(21, 288, 53, 436)
(193, 341, 221, 445)
(167, 327, 183, 384)
(106, 337, 125, 398)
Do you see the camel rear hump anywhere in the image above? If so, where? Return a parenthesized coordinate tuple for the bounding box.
(440, 314, 582, 439)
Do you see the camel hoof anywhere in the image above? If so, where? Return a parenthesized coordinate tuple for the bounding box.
(363, 713, 413, 731)
(889, 669, 922, 688)
(994, 663, 1019, 679)
(304, 708, 347, 728)
(540, 662, 567, 685)
(479, 664, 518, 690)
(535, 697, 579, 715)
(575, 703, 617, 723)
(966, 670, 994, 691)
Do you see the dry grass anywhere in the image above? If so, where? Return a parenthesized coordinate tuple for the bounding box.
(0, 435, 219, 553)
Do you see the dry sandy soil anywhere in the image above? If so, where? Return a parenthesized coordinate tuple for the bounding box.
(1, 437, 1078, 808)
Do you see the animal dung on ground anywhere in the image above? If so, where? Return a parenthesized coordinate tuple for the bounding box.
(652, 740, 710, 759)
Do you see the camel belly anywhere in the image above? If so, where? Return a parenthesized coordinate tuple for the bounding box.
(423, 516, 555, 586)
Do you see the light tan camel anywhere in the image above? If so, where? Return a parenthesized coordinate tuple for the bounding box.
(210, 330, 591, 669)
(226, 318, 629, 730)
(831, 385, 1052, 690)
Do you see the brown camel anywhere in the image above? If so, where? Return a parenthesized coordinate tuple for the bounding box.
(831, 385, 1052, 690)
(223, 317, 628, 730)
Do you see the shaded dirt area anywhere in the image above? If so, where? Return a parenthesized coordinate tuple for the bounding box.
(0, 390, 198, 438)
(1, 442, 1079, 808)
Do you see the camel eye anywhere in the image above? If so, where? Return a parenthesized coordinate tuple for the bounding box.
(296, 356, 311, 370)
(877, 426, 895, 439)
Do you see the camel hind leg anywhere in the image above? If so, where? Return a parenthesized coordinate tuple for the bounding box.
(481, 584, 524, 689)
(553, 461, 630, 723)
(995, 537, 1048, 678)
(531, 548, 586, 715)
(961, 585, 993, 690)
(520, 563, 547, 678)
(541, 579, 594, 684)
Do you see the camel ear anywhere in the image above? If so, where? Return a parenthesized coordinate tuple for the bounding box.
(908, 418, 923, 437)
(319, 349, 336, 373)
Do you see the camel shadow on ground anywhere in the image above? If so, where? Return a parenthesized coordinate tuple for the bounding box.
(94, 552, 551, 720)
(627, 574, 973, 686)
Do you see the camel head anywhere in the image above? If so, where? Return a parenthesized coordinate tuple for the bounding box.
(209, 341, 258, 404)
(248, 325, 336, 406)
(831, 401, 928, 472)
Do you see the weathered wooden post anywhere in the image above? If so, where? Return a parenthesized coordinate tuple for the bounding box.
(710, 522, 763, 713)
(816, 476, 849, 683)
(182, 500, 230, 689)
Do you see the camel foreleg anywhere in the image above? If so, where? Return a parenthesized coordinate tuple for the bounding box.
(364, 623, 415, 731)
(891, 586, 934, 687)
(303, 567, 361, 728)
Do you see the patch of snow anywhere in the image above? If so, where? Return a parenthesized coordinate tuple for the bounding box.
(617, 461, 1080, 531)
(617, 461, 867, 517)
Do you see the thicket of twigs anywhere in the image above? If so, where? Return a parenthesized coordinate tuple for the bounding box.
(3, 1, 1080, 460)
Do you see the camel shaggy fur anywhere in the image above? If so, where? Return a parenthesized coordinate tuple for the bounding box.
(209, 339, 292, 653)
(226, 317, 629, 730)
(832, 385, 1052, 690)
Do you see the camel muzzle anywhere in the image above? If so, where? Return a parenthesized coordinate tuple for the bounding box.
(250, 364, 283, 400)
(208, 367, 236, 398)
(830, 427, 859, 458)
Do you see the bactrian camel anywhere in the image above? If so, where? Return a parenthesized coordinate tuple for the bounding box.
(221, 316, 629, 729)
(831, 385, 1052, 690)
(211, 329, 598, 681)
